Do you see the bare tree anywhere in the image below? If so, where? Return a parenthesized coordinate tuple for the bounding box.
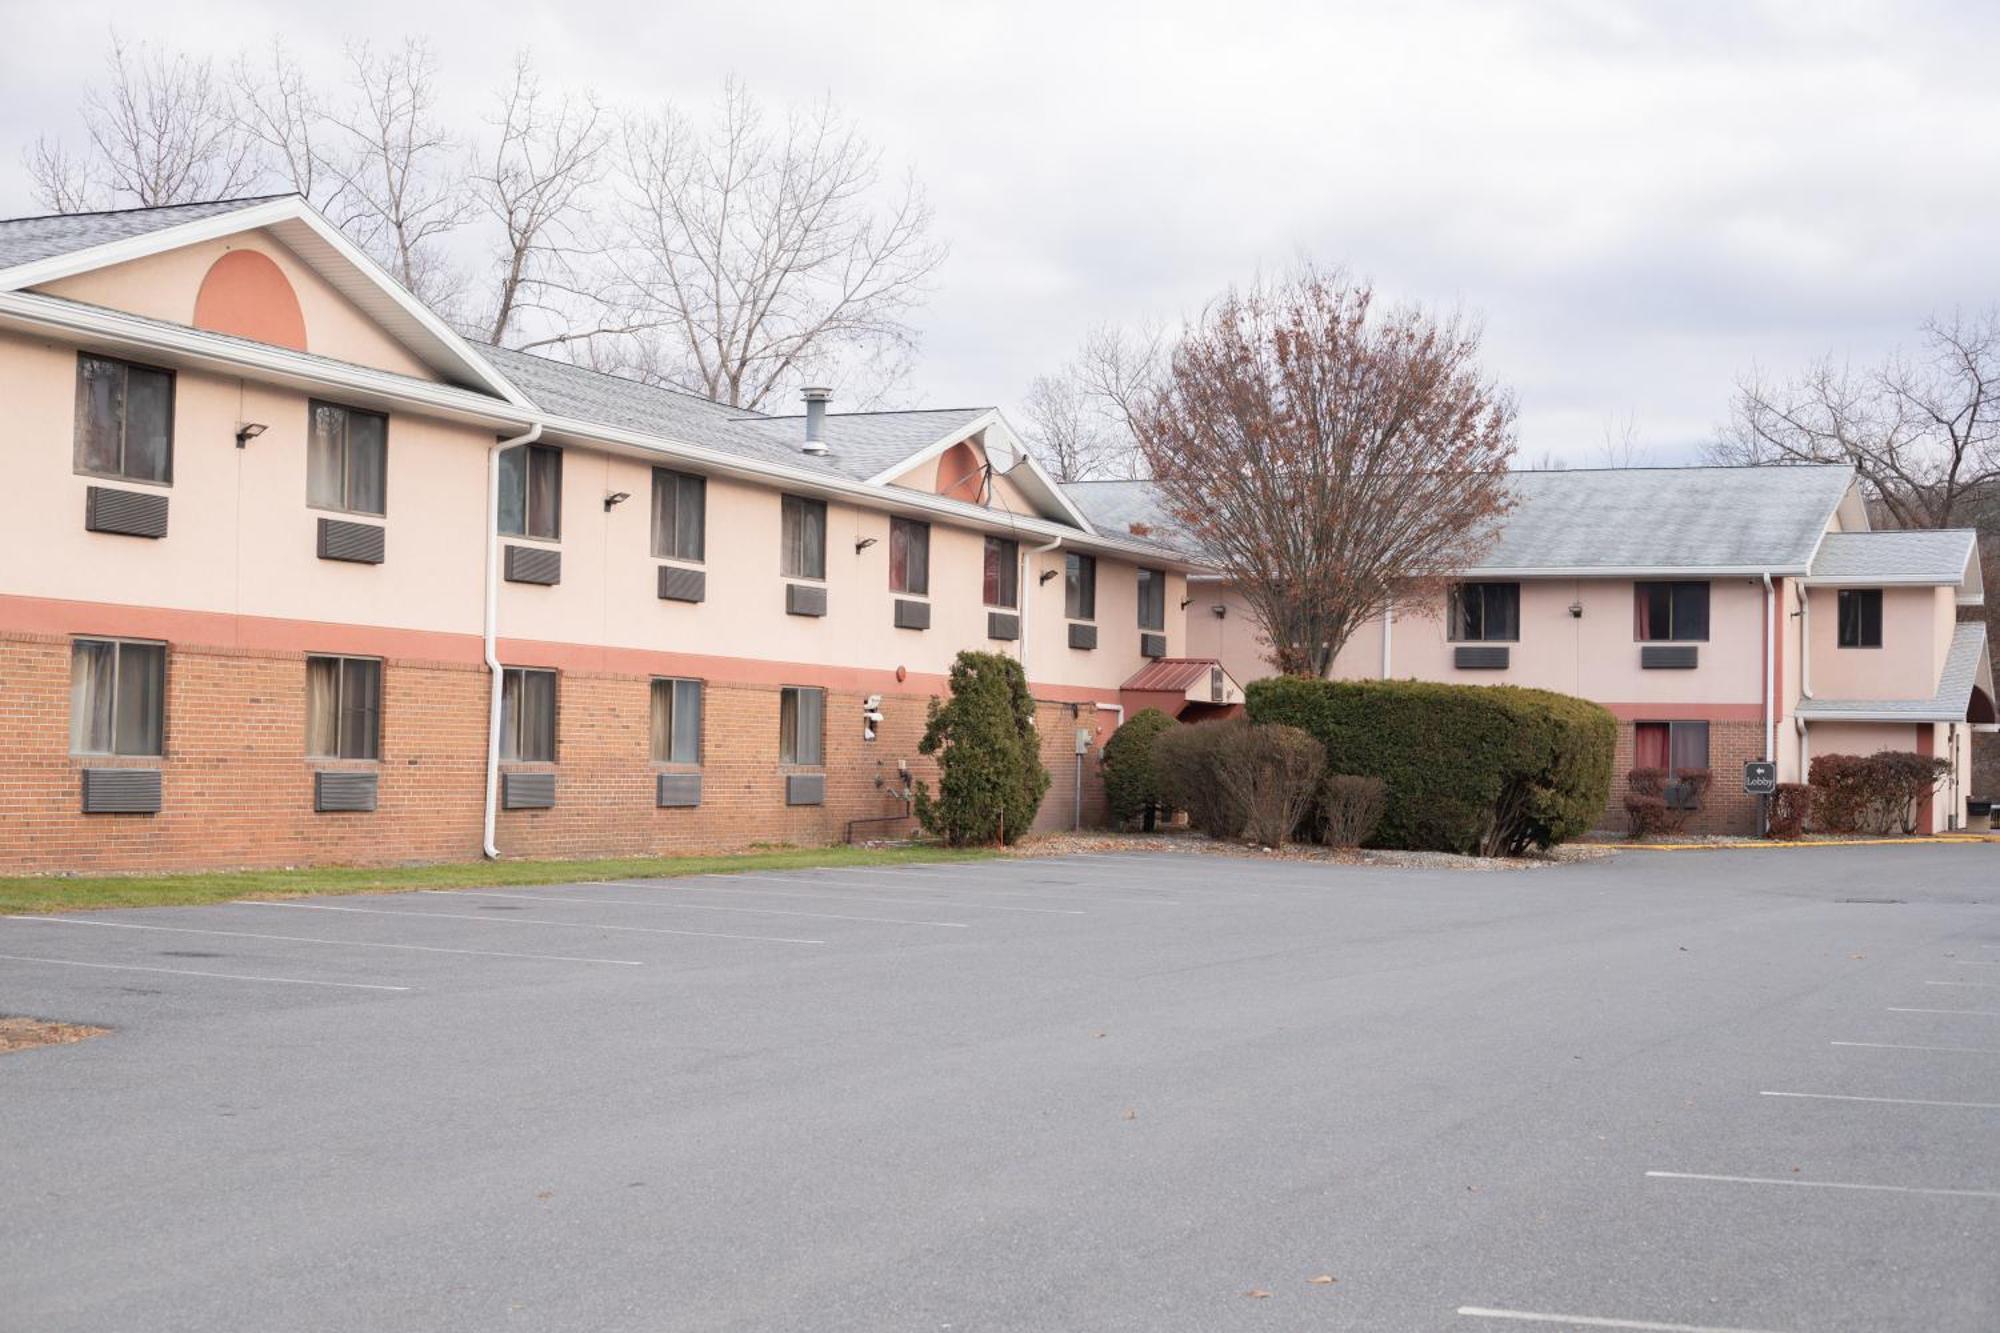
(606, 79, 946, 409)
(28, 36, 259, 211)
(469, 57, 610, 345)
(1018, 323, 1159, 479)
(317, 39, 471, 310)
(1134, 264, 1517, 676)
(233, 40, 340, 208)
(1596, 410, 1651, 468)
(1710, 309, 2000, 528)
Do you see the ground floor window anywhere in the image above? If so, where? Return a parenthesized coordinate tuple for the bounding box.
(779, 686, 824, 766)
(306, 655, 382, 759)
(651, 677, 703, 764)
(1634, 720, 1709, 772)
(70, 638, 165, 756)
(501, 667, 558, 762)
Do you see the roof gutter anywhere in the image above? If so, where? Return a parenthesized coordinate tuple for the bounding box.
(483, 422, 543, 859)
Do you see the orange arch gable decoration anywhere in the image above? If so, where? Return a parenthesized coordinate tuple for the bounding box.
(193, 249, 308, 352)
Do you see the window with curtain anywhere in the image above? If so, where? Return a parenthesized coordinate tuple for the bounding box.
(1137, 568, 1166, 630)
(500, 667, 557, 762)
(498, 444, 562, 539)
(779, 686, 824, 765)
(890, 518, 930, 595)
(69, 638, 165, 756)
(650, 677, 703, 764)
(305, 656, 382, 759)
(1449, 582, 1521, 641)
(1837, 588, 1883, 648)
(1065, 552, 1096, 620)
(781, 496, 827, 579)
(651, 468, 706, 562)
(74, 353, 174, 484)
(1633, 581, 1709, 641)
(983, 537, 1018, 608)
(1634, 721, 1709, 772)
(307, 401, 388, 515)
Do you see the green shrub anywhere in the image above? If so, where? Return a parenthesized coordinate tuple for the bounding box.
(1101, 709, 1179, 830)
(1320, 774, 1388, 847)
(1213, 723, 1326, 847)
(1154, 718, 1250, 837)
(914, 651, 1051, 846)
(1768, 783, 1810, 840)
(1246, 677, 1617, 855)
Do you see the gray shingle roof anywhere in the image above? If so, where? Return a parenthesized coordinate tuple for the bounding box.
(732, 408, 993, 482)
(0, 196, 290, 273)
(1061, 479, 1180, 539)
(1796, 621, 1993, 722)
(1806, 529, 1978, 584)
(1475, 465, 1854, 573)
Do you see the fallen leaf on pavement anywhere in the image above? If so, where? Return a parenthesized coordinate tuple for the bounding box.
(1309, 1274, 1336, 1285)
(1245, 1289, 1270, 1299)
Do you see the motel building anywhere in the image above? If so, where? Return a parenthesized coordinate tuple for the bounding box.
(1077, 466, 1993, 835)
(0, 195, 1988, 873)
(0, 195, 1228, 876)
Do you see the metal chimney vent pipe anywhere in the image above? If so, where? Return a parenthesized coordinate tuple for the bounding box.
(801, 387, 832, 454)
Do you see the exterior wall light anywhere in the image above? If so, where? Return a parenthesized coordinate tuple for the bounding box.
(603, 491, 632, 511)
(235, 422, 268, 448)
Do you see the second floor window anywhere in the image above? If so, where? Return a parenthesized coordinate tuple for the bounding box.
(1066, 552, 1097, 620)
(1838, 588, 1883, 648)
(1633, 581, 1709, 642)
(500, 667, 557, 762)
(782, 495, 827, 579)
(498, 444, 562, 540)
(650, 677, 703, 764)
(890, 518, 930, 595)
(1450, 582, 1520, 642)
(305, 655, 382, 759)
(779, 686, 825, 766)
(984, 537, 1019, 608)
(70, 637, 165, 757)
(652, 468, 706, 562)
(1137, 568, 1166, 631)
(75, 353, 173, 484)
(308, 402, 388, 515)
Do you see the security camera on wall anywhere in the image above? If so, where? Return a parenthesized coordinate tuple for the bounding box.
(862, 694, 885, 741)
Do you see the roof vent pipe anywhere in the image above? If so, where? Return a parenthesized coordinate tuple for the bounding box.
(801, 387, 831, 454)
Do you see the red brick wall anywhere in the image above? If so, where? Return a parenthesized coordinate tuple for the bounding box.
(1029, 700, 1107, 834)
(1604, 718, 1766, 836)
(0, 631, 1110, 875)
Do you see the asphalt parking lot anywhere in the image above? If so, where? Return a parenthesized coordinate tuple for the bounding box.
(3, 844, 1998, 1332)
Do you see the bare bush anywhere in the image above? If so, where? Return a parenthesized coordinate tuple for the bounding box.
(1213, 723, 1326, 848)
(1318, 773, 1387, 848)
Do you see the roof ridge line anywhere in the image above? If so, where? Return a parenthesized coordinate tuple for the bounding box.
(0, 193, 294, 228)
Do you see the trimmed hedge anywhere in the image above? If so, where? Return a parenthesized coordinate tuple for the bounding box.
(1245, 677, 1617, 855)
(1102, 709, 1178, 830)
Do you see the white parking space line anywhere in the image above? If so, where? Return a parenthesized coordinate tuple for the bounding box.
(0, 953, 410, 991)
(1456, 1307, 1788, 1332)
(1887, 1006, 2000, 1017)
(630, 877, 1086, 916)
(1760, 1090, 2000, 1110)
(1645, 1170, 2000, 1200)
(1950, 959, 2000, 967)
(865, 867, 1188, 904)
(2, 915, 643, 965)
(430, 888, 970, 928)
(243, 900, 824, 945)
(1927, 979, 2000, 989)
(1832, 1040, 2000, 1055)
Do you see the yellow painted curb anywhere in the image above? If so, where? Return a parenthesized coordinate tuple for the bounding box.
(1622, 834, 2000, 851)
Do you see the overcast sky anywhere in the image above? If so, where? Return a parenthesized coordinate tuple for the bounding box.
(7, 0, 1998, 465)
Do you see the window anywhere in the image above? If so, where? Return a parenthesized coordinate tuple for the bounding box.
(305, 655, 382, 759)
(650, 677, 703, 764)
(69, 638, 165, 756)
(983, 537, 1018, 608)
(500, 667, 557, 762)
(651, 468, 706, 562)
(1137, 568, 1167, 631)
(1450, 582, 1521, 642)
(1633, 581, 1709, 641)
(1065, 552, 1097, 620)
(498, 444, 562, 540)
(75, 353, 173, 484)
(781, 495, 827, 579)
(307, 401, 387, 515)
(889, 517, 930, 595)
(1634, 721, 1710, 773)
(779, 686, 824, 766)
(1838, 588, 1883, 648)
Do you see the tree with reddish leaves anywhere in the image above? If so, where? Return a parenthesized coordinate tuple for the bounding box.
(1133, 264, 1518, 677)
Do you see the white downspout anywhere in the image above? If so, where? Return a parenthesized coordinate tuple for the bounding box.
(1021, 534, 1063, 681)
(1797, 583, 1813, 700)
(1380, 599, 1393, 679)
(1761, 574, 1775, 762)
(483, 422, 543, 859)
